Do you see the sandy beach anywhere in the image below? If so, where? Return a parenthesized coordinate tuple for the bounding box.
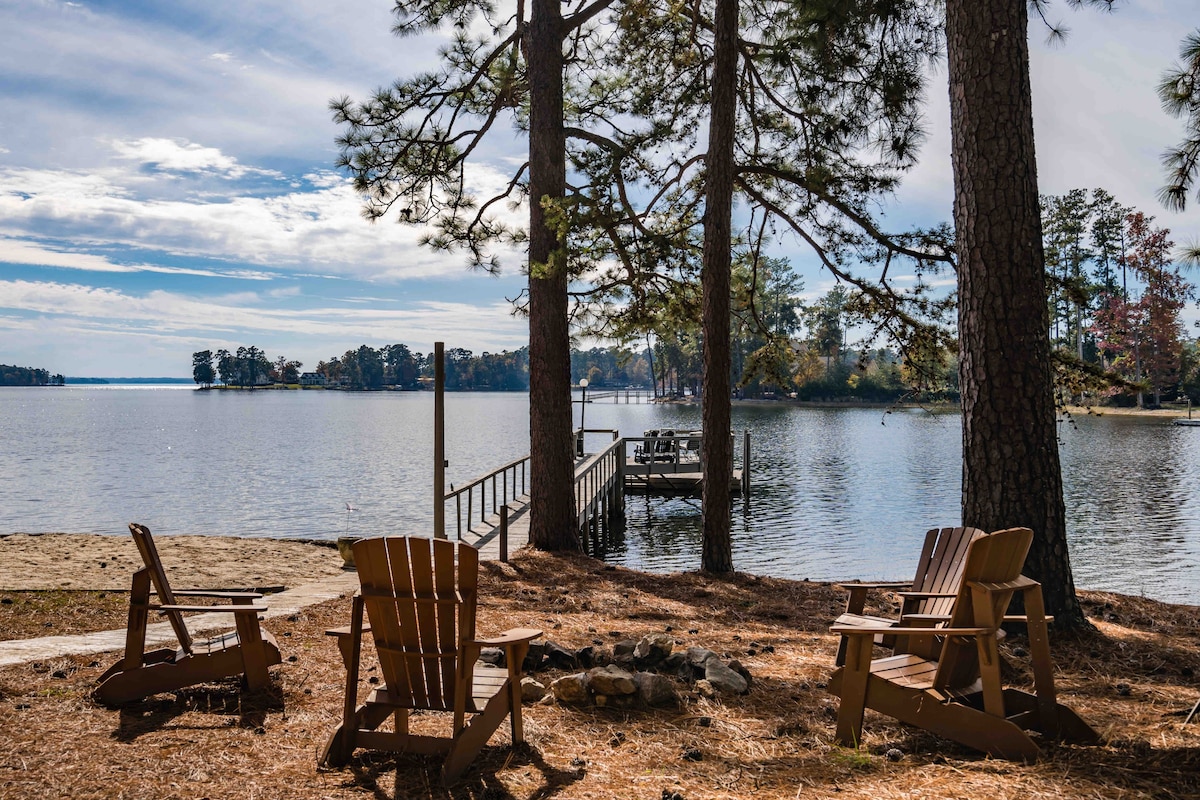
(0, 532, 345, 591)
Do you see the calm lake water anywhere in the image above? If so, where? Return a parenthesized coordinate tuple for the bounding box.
(2, 386, 1198, 604)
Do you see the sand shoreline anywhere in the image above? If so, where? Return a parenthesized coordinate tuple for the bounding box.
(0, 532, 346, 592)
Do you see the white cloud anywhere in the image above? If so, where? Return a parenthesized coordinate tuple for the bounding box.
(111, 137, 282, 180)
(0, 278, 528, 375)
(0, 237, 276, 280)
(0, 158, 527, 281)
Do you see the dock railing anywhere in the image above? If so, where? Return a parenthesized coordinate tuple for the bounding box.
(574, 431, 624, 553)
(442, 455, 530, 541)
(623, 430, 751, 494)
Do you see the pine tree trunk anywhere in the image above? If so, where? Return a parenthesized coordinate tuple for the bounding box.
(527, 0, 579, 552)
(947, 0, 1085, 627)
(700, 0, 737, 574)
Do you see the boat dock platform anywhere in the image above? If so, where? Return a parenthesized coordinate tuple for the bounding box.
(441, 430, 750, 558)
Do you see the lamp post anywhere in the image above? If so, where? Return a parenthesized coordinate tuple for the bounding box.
(577, 378, 589, 456)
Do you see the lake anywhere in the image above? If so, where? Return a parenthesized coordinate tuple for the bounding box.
(2, 386, 1198, 604)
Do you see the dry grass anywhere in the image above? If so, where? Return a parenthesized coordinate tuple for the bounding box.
(2, 549, 1199, 799)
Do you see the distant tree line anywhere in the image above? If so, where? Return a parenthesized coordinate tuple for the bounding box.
(0, 365, 64, 387)
(192, 334, 940, 402)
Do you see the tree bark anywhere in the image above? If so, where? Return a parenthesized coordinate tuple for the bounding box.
(947, 0, 1085, 627)
(700, 0, 737, 574)
(527, 0, 580, 551)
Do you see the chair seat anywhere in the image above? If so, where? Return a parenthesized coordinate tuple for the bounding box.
(869, 653, 938, 690)
(367, 664, 509, 713)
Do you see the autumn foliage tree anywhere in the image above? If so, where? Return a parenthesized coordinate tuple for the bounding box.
(1091, 212, 1193, 406)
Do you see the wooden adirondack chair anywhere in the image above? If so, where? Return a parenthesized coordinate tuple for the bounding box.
(835, 526, 986, 665)
(95, 523, 282, 706)
(320, 536, 541, 785)
(828, 527, 1098, 760)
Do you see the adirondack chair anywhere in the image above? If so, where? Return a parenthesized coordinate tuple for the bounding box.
(835, 526, 986, 665)
(320, 536, 541, 785)
(95, 523, 281, 706)
(828, 527, 1098, 760)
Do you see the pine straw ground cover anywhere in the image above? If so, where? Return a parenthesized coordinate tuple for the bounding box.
(2, 549, 1199, 800)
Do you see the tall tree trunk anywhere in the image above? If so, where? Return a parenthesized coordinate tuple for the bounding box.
(700, 0, 737, 574)
(947, 0, 1084, 627)
(527, 0, 579, 551)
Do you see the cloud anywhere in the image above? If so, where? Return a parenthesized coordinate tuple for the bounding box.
(0, 236, 276, 280)
(0, 278, 526, 345)
(111, 137, 282, 180)
(0, 158, 527, 281)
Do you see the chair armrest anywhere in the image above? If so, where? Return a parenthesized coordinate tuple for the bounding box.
(838, 582, 908, 614)
(324, 624, 372, 637)
(895, 591, 958, 599)
(475, 628, 542, 647)
(155, 603, 268, 614)
(968, 576, 1037, 592)
(836, 582, 909, 591)
(172, 589, 264, 600)
(832, 624, 990, 637)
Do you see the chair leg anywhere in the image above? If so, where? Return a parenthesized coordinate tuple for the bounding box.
(834, 636, 872, 747)
(233, 605, 269, 691)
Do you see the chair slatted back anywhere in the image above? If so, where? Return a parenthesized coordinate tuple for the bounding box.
(909, 526, 987, 620)
(934, 527, 1034, 690)
(353, 537, 478, 712)
(129, 523, 193, 653)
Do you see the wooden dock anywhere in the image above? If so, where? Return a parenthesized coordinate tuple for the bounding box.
(443, 430, 749, 558)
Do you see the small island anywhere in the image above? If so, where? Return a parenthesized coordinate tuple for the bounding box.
(0, 364, 64, 387)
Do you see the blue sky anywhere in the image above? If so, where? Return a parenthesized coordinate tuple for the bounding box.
(0, 0, 1196, 378)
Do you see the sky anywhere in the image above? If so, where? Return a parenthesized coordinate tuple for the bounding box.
(0, 0, 1196, 378)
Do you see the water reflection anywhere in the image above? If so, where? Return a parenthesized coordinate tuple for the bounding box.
(2, 388, 1199, 604)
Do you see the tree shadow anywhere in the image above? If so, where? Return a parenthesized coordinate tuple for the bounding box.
(332, 742, 582, 800)
(111, 679, 283, 742)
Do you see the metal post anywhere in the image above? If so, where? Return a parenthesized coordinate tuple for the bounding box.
(742, 428, 751, 496)
(500, 504, 509, 563)
(434, 342, 446, 539)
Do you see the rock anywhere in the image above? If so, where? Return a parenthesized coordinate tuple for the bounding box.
(613, 640, 637, 666)
(634, 633, 674, 666)
(634, 672, 678, 706)
(686, 646, 717, 667)
(588, 665, 637, 696)
(695, 679, 717, 699)
(886, 748, 904, 762)
(523, 642, 547, 672)
(479, 647, 505, 667)
(727, 659, 753, 690)
(661, 652, 688, 676)
(577, 645, 598, 669)
(521, 677, 547, 703)
(704, 659, 749, 695)
(681, 747, 703, 761)
(544, 640, 579, 670)
(551, 673, 591, 705)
